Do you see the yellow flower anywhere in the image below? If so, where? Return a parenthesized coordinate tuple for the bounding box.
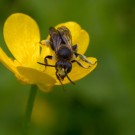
(0, 13, 97, 91)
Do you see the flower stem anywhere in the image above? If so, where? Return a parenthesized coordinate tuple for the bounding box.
(22, 85, 38, 135)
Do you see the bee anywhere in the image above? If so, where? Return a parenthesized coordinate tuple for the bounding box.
(38, 26, 95, 87)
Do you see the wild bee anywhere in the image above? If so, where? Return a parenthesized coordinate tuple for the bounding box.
(38, 26, 95, 87)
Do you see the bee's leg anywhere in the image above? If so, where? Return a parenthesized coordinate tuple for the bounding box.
(65, 70, 75, 85)
(37, 62, 56, 67)
(56, 71, 65, 90)
(37, 55, 55, 68)
(75, 53, 96, 65)
(72, 44, 78, 53)
(42, 55, 53, 70)
(39, 40, 51, 46)
(71, 60, 90, 69)
(44, 55, 53, 64)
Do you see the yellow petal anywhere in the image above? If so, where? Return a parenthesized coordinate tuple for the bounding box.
(75, 29, 89, 54)
(17, 66, 56, 92)
(66, 57, 97, 84)
(0, 47, 20, 76)
(0, 48, 31, 83)
(42, 57, 97, 85)
(3, 13, 40, 66)
(56, 22, 89, 54)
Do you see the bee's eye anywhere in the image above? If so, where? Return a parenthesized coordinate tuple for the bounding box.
(66, 62, 72, 73)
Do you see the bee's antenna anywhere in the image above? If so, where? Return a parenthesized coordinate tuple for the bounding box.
(55, 71, 66, 91)
(37, 62, 56, 67)
(65, 70, 75, 85)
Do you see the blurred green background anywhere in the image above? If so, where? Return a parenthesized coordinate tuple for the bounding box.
(0, 0, 135, 135)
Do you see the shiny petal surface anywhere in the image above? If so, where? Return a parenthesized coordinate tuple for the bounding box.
(17, 67, 56, 92)
(3, 13, 40, 66)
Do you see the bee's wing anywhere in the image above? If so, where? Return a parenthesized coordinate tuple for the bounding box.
(49, 27, 62, 52)
(57, 26, 72, 49)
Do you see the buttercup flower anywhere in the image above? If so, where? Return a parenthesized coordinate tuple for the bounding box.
(0, 13, 97, 92)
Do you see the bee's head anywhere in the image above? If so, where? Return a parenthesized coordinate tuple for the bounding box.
(55, 60, 72, 80)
